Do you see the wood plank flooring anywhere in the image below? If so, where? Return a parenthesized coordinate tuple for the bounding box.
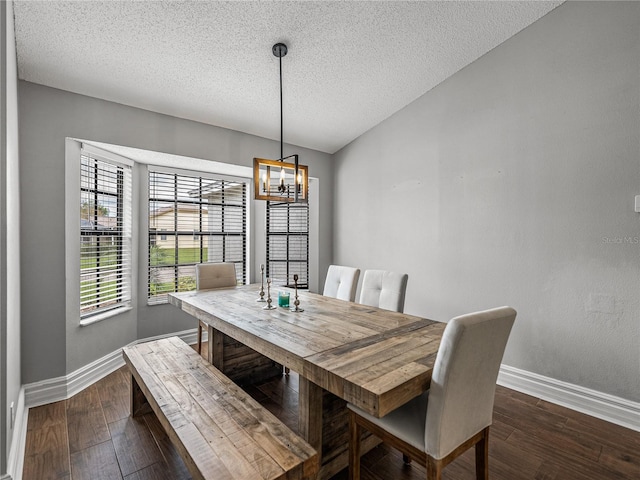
(23, 342, 640, 479)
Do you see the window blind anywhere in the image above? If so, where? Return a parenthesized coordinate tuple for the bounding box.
(148, 170, 247, 304)
(80, 152, 132, 317)
(266, 201, 309, 288)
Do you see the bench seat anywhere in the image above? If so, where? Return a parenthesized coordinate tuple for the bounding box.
(123, 336, 318, 480)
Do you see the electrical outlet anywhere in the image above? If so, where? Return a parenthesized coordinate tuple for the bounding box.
(10, 402, 15, 429)
(635, 195, 640, 213)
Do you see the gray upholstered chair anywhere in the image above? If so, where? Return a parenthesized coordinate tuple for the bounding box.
(323, 265, 361, 302)
(195, 262, 237, 354)
(359, 269, 409, 313)
(348, 306, 517, 480)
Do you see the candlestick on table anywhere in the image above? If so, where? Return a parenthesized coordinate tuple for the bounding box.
(263, 278, 276, 310)
(290, 274, 304, 312)
(257, 263, 266, 302)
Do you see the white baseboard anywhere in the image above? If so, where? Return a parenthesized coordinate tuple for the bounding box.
(5, 387, 26, 480)
(24, 328, 199, 408)
(498, 364, 640, 432)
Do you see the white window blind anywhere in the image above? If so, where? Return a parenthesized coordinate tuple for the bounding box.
(80, 151, 132, 317)
(148, 170, 247, 304)
(267, 201, 309, 288)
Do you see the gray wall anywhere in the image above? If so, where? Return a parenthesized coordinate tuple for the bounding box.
(1, 0, 21, 473)
(19, 81, 333, 383)
(334, 2, 640, 402)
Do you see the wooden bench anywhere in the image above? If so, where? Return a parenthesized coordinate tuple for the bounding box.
(122, 336, 318, 480)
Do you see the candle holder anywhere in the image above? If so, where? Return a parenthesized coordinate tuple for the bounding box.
(290, 274, 304, 312)
(263, 278, 277, 310)
(257, 263, 266, 302)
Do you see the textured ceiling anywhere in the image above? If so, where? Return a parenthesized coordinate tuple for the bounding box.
(13, 1, 561, 154)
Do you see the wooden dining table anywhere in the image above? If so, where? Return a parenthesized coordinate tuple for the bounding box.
(169, 284, 445, 479)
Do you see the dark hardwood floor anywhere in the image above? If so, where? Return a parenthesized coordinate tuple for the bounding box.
(23, 342, 640, 480)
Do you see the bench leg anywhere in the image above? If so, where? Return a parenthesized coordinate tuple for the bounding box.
(130, 374, 152, 417)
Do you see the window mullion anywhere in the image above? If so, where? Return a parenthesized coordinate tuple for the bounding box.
(200, 177, 204, 264)
(173, 173, 179, 293)
(93, 159, 101, 302)
(116, 169, 123, 301)
(222, 182, 226, 262)
(286, 203, 290, 285)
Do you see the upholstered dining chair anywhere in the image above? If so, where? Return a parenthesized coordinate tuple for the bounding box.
(323, 265, 361, 302)
(348, 306, 517, 480)
(359, 270, 409, 313)
(195, 262, 237, 354)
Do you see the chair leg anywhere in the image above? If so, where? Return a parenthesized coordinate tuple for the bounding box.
(197, 322, 203, 355)
(426, 456, 442, 480)
(349, 411, 361, 480)
(475, 427, 489, 480)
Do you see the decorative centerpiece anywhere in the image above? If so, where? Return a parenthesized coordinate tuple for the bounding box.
(278, 290, 290, 308)
(290, 274, 304, 312)
(257, 263, 266, 302)
(263, 278, 277, 310)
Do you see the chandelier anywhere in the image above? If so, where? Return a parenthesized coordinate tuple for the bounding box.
(253, 43, 308, 203)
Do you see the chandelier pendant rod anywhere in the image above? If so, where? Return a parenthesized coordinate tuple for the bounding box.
(279, 51, 283, 162)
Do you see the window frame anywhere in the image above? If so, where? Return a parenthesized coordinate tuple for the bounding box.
(266, 200, 310, 289)
(147, 167, 249, 305)
(78, 145, 133, 324)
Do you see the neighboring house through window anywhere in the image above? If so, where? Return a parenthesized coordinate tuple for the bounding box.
(148, 170, 247, 304)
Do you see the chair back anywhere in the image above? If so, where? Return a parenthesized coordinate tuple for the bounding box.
(323, 265, 360, 302)
(359, 270, 408, 313)
(425, 306, 516, 460)
(195, 262, 237, 290)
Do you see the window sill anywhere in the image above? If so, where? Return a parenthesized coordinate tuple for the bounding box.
(80, 305, 132, 327)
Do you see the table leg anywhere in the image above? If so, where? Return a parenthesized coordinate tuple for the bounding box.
(299, 376, 323, 460)
(305, 388, 381, 480)
(209, 326, 224, 369)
